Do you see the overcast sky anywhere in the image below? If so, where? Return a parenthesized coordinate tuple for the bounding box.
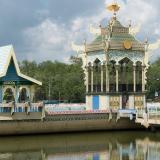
(0, 0, 160, 62)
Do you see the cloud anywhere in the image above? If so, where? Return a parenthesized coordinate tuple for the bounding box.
(23, 19, 71, 62)
(23, 2, 109, 62)
(19, 0, 160, 62)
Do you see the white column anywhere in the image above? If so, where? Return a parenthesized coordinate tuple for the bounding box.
(101, 65, 104, 92)
(116, 65, 119, 92)
(86, 66, 89, 93)
(142, 65, 145, 92)
(106, 64, 109, 92)
(86, 95, 92, 110)
(133, 65, 136, 92)
(91, 66, 94, 92)
(15, 85, 19, 103)
(30, 85, 35, 102)
(119, 95, 122, 109)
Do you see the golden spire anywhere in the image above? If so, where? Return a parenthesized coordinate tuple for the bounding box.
(106, 1, 120, 17)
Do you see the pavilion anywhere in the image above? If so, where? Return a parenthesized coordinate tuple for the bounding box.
(0, 45, 42, 104)
(72, 2, 149, 110)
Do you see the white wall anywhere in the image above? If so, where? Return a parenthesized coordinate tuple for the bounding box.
(86, 95, 92, 110)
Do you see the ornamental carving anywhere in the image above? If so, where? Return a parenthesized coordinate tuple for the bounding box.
(108, 50, 144, 64)
(87, 51, 106, 65)
(134, 96, 143, 109)
(109, 96, 120, 109)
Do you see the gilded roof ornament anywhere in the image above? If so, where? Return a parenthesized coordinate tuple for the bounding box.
(106, 2, 120, 18)
(123, 40, 132, 50)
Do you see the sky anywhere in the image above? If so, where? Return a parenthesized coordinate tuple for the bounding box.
(0, 0, 160, 63)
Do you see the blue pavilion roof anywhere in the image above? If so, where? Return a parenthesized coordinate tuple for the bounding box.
(0, 45, 42, 85)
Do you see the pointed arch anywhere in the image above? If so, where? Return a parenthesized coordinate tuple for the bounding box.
(3, 87, 15, 103)
(118, 58, 134, 92)
(109, 60, 116, 92)
(136, 61, 142, 92)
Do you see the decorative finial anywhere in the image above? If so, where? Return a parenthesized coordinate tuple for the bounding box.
(144, 38, 148, 44)
(144, 38, 149, 52)
(106, 1, 120, 18)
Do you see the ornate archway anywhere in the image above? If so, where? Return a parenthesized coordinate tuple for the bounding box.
(119, 57, 133, 92)
(18, 87, 30, 103)
(136, 61, 142, 92)
(109, 60, 116, 92)
(93, 58, 101, 92)
(3, 87, 15, 103)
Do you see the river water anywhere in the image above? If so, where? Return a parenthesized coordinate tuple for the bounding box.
(0, 131, 159, 160)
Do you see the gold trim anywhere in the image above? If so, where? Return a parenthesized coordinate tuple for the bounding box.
(106, 2, 120, 13)
(123, 40, 132, 49)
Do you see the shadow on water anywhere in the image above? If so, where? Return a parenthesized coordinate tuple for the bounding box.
(0, 131, 160, 159)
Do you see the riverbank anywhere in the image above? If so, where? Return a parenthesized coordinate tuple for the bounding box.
(0, 131, 159, 159)
(0, 112, 143, 135)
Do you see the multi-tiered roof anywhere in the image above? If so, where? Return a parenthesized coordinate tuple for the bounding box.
(86, 3, 145, 53)
(72, 2, 149, 68)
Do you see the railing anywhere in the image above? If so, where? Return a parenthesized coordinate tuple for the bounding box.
(135, 106, 160, 127)
(136, 108, 145, 118)
(136, 107, 160, 118)
(0, 102, 44, 115)
(46, 109, 119, 116)
(147, 107, 160, 119)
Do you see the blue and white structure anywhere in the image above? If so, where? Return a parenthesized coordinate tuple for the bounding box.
(0, 45, 42, 104)
(72, 2, 149, 111)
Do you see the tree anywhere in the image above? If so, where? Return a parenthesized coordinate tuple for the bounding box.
(19, 56, 85, 103)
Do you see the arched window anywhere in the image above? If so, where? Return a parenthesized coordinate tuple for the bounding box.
(136, 61, 142, 92)
(93, 58, 101, 92)
(3, 88, 15, 103)
(119, 58, 133, 92)
(19, 88, 29, 103)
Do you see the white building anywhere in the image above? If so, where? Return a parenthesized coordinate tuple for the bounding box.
(73, 3, 149, 111)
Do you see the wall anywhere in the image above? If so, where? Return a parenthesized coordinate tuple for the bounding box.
(86, 94, 146, 110)
(0, 113, 143, 135)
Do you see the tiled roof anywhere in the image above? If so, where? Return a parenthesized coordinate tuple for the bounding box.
(0, 44, 42, 85)
(0, 45, 12, 76)
(111, 19, 123, 28)
(87, 17, 144, 52)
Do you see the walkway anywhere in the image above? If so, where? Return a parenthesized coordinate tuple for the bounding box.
(136, 107, 160, 128)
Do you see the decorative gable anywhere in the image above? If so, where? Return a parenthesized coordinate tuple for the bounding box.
(0, 45, 42, 85)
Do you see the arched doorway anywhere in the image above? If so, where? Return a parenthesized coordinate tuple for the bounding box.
(119, 57, 133, 109)
(136, 61, 142, 92)
(119, 57, 133, 92)
(19, 88, 29, 103)
(3, 88, 15, 103)
(93, 58, 101, 92)
(109, 60, 116, 92)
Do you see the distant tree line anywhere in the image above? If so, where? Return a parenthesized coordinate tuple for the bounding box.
(19, 56, 160, 102)
(19, 56, 85, 103)
(146, 58, 160, 101)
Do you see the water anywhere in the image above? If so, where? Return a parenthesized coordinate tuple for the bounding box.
(0, 131, 160, 160)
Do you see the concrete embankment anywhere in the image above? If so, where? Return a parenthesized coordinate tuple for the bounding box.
(0, 112, 143, 135)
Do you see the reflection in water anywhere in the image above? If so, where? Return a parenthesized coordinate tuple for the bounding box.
(0, 131, 160, 160)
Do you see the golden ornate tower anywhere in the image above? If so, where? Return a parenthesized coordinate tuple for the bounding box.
(72, 2, 148, 110)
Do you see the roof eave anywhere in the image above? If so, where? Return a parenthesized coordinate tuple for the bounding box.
(19, 73, 42, 86)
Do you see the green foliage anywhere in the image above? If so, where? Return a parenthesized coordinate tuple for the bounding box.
(19, 57, 85, 103)
(19, 56, 160, 102)
(146, 59, 160, 99)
